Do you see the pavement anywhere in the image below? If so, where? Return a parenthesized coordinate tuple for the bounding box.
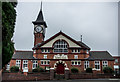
(2, 79, 120, 82)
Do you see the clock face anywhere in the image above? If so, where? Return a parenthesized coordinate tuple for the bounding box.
(35, 26, 42, 32)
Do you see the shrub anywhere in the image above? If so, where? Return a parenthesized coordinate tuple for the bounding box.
(103, 67, 114, 74)
(86, 68, 93, 73)
(32, 66, 45, 72)
(10, 66, 19, 72)
(71, 67, 79, 73)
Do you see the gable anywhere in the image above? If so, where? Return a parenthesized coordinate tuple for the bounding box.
(33, 31, 90, 49)
(41, 34, 80, 48)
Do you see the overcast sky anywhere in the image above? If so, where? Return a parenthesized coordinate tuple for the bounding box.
(13, 2, 118, 56)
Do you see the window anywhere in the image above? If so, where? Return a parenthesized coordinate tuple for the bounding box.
(33, 60, 37, 69)
(74, 55, 78, 59)
(16, 60, 21, 69)
(41, 61, 43, 64)
(84, 61, 89, 69)
(23, 60, 28, 69)
(95, 61, 100, 70)
(72, 49, 80, 53)
(41, 60, 50, 65)
(53, 40, 68, 53)
(115, 59, 118, 63)
(71, 60, 81, 65)
(6, 63, 10, 70)
(33, 50, 36, 53)
(102, 61, 108, 67)
(44, 55, 47, 59)
(41, 49, 50, 53)
(86, 50, 89, 54)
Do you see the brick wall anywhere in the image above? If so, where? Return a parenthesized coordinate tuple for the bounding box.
(2, 72, 50, 81)
(69, 73, 120, 79)
(2, 72, 120, 81)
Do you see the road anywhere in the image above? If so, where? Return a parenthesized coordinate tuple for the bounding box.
(2, 79, 120, 82)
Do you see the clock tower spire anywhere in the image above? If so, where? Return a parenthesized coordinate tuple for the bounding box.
(32, 2, 47, 46)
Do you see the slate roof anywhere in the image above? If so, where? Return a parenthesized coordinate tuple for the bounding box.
(88, 51, 114, 60)
(77, 41, 90, 50)
(12, 51, 35, 59)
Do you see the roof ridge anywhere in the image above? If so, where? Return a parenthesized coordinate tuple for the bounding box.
(15, 50, 33, 52)
(90, 51, 107, 52)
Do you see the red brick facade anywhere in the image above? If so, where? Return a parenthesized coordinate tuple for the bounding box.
(6, 4, 115, 75)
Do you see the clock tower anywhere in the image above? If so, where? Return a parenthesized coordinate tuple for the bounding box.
(32, 2, 47, 46)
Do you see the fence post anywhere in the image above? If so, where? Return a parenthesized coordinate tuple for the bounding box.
(65, 68, 69, 79)
(50, 68, 55, 80)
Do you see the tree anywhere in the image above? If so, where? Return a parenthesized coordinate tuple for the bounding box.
(2, 2, 17, 68)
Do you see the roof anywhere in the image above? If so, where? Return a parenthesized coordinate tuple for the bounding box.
(77, 41, 90, 50)
(35, 10, 44, 22)
(32, 3, 47, 27)
(12, 51, 34, 59)
(33, 31, 90, 50)
(113, 56, 120, 58)
(88, 51, 114, 60)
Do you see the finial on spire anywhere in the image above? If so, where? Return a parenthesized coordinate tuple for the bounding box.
(40, 1, 42, 11)
(60, 30, 62, 32)
(81, 35, 82, 42)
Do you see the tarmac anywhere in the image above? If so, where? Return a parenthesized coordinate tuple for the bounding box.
(2, 79, 120, 82)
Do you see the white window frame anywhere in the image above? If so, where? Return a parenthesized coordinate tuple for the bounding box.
(74, 55, 78, 59)
(114, 59, 118, 64)
(86, 50, 89, 54)
(41, 60, 50, 65)
(84, 61, 89, 69)
(71, 60, 81, 65)
(42, 49, 50, 53)
(72, 49, 80, 53)
(102, 61, 108, 67)
(33, 50, 36, 53)
(23, 60, 28, 69)
(72, 49, 74, 53)
(53, 40, 68, 53)
(16, 60, 21, 69)
(32, 60, 38, 69)
(6, 63, 10, 70)
(44, 55, 47, 59)
(94, 61, 100, 70)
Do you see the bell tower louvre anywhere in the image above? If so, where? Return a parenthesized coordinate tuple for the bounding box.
(32, 2, 47, 46)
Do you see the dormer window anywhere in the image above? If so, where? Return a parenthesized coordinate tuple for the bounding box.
(53, 40, 68, 53)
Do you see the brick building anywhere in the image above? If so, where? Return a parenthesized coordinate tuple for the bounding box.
(6, 3, 115, 74)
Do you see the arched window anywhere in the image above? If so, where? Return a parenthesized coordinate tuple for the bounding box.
(53, 40, 68, 53)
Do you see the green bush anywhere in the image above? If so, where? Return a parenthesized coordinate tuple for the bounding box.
(103, 67, 114, 74)
(10, 66, 19, 72)
(32, 66, 45, 72)
(71, 67, 79, 73)
(86, 68, 93, 73)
